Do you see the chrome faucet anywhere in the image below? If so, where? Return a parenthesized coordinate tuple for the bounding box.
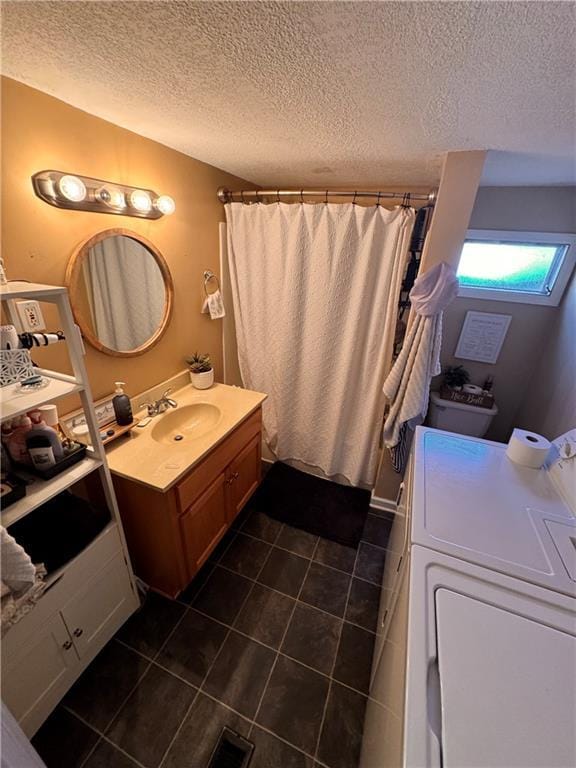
(140, 389, 178, 417)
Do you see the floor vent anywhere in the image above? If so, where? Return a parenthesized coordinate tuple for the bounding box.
(207, 727, 254, 768)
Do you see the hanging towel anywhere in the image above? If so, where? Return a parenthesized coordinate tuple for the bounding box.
(202, 289, 226, 319)
(382, 262, 459, 470)
(1, 526, 46, 635)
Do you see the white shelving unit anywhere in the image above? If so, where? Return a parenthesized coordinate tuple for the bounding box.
(1, 371, 83, 422)
(2, 457, 103, 528)
(1, 280, 139, 737)
(1, 281, 110, 525)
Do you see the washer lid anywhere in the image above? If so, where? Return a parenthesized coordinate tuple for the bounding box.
(436, 588, 576, 768)
(412, 428, 575, 595)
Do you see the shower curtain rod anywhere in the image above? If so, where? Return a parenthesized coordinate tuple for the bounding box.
(217, 186, 437, 205)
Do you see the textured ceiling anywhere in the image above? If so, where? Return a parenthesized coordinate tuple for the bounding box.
(2, 1, 575, 187)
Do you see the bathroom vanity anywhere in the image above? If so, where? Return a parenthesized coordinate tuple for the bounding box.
(107, 383, 267, 597)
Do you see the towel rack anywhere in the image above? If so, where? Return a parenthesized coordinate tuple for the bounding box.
(203, 270, 220, 296)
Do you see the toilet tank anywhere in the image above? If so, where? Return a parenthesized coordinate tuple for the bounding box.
(427, 391, 498, 438)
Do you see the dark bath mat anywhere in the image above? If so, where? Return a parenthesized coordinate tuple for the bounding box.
(249, 462, 370, 548)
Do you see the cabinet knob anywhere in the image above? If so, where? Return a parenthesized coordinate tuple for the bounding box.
(62, 640, 73, 650)
(73, 628, 83, 638)
(232, 472, 239, 480)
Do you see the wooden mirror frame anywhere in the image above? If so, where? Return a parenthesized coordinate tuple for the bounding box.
(66, 228, 174, 357)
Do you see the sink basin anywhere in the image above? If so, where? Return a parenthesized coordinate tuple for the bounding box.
(150, 403, 222, 445)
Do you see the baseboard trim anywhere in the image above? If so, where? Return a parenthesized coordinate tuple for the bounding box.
(369, 493, 397, 514)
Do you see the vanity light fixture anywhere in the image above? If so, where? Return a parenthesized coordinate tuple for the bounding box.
(155, 195, 176, 216)
(32, 170, 176, 219)
(129, 189, 153, 213)
(95, 186, 126, 209)
(58, 174, 87, 202)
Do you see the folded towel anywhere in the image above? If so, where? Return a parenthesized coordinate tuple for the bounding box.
(382, 262, 459, 470)
(1, 527, 35, 594)
(201, 289, 226, 319)
(1, 526, 46, 635)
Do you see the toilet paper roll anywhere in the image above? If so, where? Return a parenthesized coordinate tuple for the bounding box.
(506, 429, 551, 469)
(463, 384, 483, 394)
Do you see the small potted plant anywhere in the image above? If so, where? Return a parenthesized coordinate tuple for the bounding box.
(443, 365, 470, 391)
(186, 352, 214, 389)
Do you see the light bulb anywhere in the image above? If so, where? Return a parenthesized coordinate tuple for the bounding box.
(58, 175, 86, 202)
(155, 195, 175, 215)
(96, 187, 126, 208)
(109, 189, 126, 208)
(129, 189, 152, 213)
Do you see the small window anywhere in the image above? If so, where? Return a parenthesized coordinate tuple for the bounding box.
(457, 230, 576, 306)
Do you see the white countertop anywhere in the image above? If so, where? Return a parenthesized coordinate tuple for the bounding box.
(106, 383, 266, 492)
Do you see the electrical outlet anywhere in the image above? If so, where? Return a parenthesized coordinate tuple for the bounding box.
(16, 300, 46, 332)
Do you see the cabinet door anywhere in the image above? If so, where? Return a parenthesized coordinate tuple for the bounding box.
(227, 434, 261, 522)
(180, 471, 229, 574)
(2, 613, 79, 737)
(61, 552, 138, 659)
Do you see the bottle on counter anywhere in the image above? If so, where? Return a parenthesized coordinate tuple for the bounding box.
(25, 419, 63, 469)
(26, 434, 58, 469)
(482, 375, 494, 393)
(37, 404, 68, 443)
(71, 422, 91, 447)
(27, 409, 43, 425)
(1, 443, 12, 478)
(6, 415, 33, 464)
(0, 443, 14, 501)
(1, 420, 14, 446)
(112, 382, 133, 426)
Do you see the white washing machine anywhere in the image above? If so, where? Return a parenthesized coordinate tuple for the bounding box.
(360, 427, 576, 768)
(411, 426, 576, 595)
(405, 545, 576, 768)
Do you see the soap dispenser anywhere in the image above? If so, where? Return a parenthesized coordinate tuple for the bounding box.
(113, 382, 133, 426)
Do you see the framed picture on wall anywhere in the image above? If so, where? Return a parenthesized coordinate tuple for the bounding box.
(454, 311, 512, 364)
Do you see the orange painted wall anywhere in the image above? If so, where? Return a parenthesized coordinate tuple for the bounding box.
(1, 77, 256, 401)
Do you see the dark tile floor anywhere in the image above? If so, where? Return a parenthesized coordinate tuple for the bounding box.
(32, 506, 394, 768)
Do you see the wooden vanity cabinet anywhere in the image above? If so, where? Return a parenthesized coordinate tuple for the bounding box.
(113, 408, 262, 598)
(180, 473, 229, 577)
(227, 433, 262, 520)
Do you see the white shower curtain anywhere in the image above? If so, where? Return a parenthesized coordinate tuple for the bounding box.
(226, 202, 414, 487)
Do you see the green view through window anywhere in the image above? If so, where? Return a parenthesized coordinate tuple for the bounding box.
(457, 240, 568, 295)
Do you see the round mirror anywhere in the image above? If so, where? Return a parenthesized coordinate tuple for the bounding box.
(66, 229, 173, 356)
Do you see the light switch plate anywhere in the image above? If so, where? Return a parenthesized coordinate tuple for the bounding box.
(16, 300, 46, 332)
